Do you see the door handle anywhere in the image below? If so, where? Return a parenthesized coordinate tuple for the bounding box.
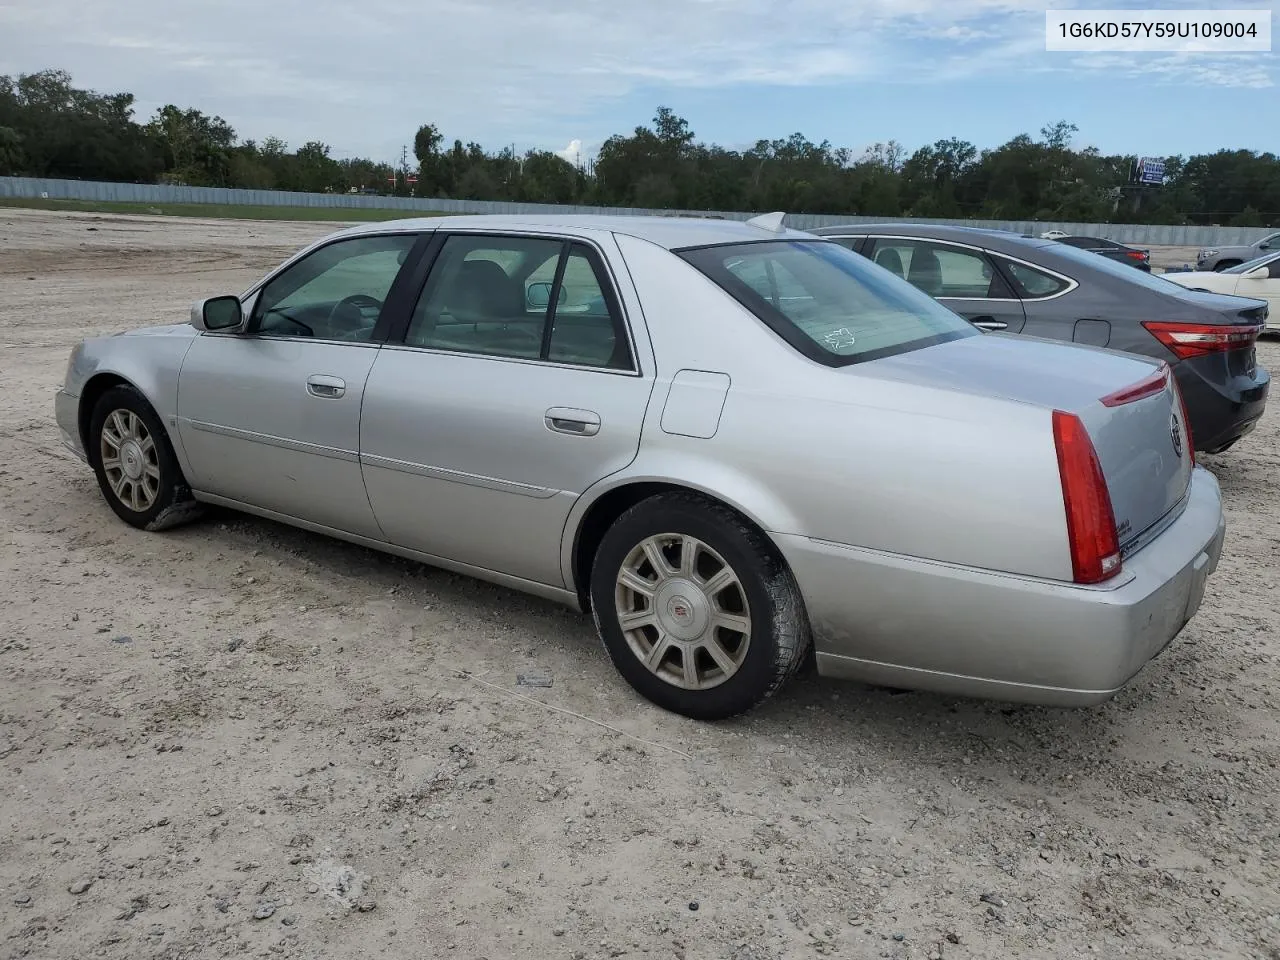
(545, 407, 600, 436)
(970, 317, 1008, 331)
(306, 375, 346, 399)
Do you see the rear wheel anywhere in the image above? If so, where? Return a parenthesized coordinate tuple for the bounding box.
(589, 492, 811, 720)
(1214, 260, 1241, 271)
(89, 385, 203, 531)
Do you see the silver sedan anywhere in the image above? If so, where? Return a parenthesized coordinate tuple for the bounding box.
(55, 214, 1226, 719)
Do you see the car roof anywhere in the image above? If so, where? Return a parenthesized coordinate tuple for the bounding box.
(328, 213, 816, 250)
(811, 221, 1055, 251)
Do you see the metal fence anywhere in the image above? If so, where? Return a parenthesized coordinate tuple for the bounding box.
(0, 175, 1266, 248)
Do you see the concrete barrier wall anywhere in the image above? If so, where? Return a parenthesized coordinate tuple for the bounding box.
(0, 176, 1265, 248)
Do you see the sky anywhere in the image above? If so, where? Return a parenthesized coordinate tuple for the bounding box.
(0, 0, 1276, 166)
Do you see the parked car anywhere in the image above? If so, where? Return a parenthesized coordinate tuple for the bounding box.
(1040, 230, 1069, 240)
(811, 222, 1270, 454)
(1197, 230, 1280, 271)
(1160, 251, 1280, 333)
(1054, 235, 1151, 271)
(56, 214, 1225, 719)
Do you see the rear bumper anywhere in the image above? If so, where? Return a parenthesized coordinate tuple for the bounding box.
(777, 466, 1226, 706)
(55, 389, 88, 463)
(1175, 359, 1269, 454)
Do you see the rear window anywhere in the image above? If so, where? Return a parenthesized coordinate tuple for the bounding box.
(677, 240, 979, 366)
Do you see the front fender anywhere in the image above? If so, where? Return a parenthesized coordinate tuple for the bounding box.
(69, 330, 198, 474)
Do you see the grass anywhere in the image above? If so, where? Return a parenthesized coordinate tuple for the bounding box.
(0, 196, 450, 223)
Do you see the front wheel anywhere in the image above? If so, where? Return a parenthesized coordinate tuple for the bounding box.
(89, 385, 203, 531)
(589, 492, 811, 720)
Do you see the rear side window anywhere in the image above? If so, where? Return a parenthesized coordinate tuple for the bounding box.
(404, 234, 632, 369)
(999, 259, 1072, 299)
(677, 239, 979, 366)
(866, 239, 1013, 299)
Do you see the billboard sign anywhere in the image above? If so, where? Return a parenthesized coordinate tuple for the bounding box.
(1136, 157, 1165, 185)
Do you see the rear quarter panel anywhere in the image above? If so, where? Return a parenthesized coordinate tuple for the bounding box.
(584, 235, 1073, 583)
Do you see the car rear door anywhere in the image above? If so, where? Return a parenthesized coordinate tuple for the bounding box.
(357, 230, 656, 588)
(863, 236, 1027, 333)
(175, 232, 425, 539)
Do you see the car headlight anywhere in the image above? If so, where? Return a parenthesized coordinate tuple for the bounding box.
(1199, 249, 1218, 258)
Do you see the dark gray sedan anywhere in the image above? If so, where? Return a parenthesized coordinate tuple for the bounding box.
(812, 223, 1270, 455)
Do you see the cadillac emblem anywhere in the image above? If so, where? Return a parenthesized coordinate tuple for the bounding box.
(1171, 412, 1184, 459)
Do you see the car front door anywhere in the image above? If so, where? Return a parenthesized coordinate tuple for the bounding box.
(175, 232, 423, 539)
(863, 237, 1027, 333)
(358, 231, 655, 588)
(1233, 254, 1280, 322)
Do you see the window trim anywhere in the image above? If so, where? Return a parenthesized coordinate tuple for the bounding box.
(823, 233, 1080, 303)
(387, 230, 643, 376)
(204, 229, 431, 346)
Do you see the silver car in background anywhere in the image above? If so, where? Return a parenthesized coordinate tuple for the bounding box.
(54, 214, 1225, 720)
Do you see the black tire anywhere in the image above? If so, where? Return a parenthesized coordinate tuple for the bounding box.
(1213, 260, 1241, 272)
(589, 491, 811, 721)
(88, 384, 203, 531)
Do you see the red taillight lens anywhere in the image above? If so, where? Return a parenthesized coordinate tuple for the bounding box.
(1052, 410, 1121, 585)
(1141, 321, 1261, 360)
(1099, 363, 1169, 407)
(1171, 375, 1195, 465)
(1127, 250, 1149, 261)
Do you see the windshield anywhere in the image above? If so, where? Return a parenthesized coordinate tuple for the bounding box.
(1223, 251, 1280, 275)
(677, 240, 979, 366)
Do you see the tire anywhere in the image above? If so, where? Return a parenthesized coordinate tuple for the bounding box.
(1214, 260, 1241, 272)
(88, 385, 203, 531)
(589, 491, 811, 721)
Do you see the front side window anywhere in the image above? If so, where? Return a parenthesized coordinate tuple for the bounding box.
(866, 239, 1011, 299)
(678, 239, 978, 366)
(405, 234, 632, 369)
(251, 234, 417, 341)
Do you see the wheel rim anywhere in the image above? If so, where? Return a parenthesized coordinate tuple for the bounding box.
(99, 409, 160, 513)
(614, 533, 752, 691)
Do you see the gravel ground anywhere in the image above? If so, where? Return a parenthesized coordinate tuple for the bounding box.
(1, 208, 1277, 960)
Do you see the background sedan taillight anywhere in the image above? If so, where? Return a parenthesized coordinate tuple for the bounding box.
(1141, 321, 1262, 360)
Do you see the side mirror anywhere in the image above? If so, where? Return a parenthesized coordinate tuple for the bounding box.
(191, 295, 244, 331)
(1244, 266, 1269, 281)
(526, 282, 566, 310)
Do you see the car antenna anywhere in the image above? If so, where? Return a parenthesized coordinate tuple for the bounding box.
(746, 211, 788, 233)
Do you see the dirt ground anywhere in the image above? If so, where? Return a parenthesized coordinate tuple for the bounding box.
(1, 207, 1277, 960)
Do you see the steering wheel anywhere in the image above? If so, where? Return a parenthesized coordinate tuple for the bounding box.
(328, 294, 383, 331)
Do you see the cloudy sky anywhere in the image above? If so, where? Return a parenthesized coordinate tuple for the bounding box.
(1, 0, 1275, 165)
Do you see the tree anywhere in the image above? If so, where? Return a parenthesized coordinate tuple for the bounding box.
(146, 105, 236, 185)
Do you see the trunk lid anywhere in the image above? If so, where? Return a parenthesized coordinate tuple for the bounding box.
(857, 333, 1194, 554)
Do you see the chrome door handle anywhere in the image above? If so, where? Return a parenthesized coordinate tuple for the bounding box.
(545, 407, 600, 436)
(971, 318, 1008, 331)
(306, 375, 346, 399)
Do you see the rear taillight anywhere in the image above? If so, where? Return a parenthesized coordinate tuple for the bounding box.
(1126, 250, 1149, 261)
(1052, 410, 1122, 585)
(1099, 363, 1169, 407)
(1171, 375, 1195, 465)
(1141, 321, 1261, 359)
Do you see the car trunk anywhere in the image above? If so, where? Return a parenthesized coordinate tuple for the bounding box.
(855, 333, 1193, 556)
